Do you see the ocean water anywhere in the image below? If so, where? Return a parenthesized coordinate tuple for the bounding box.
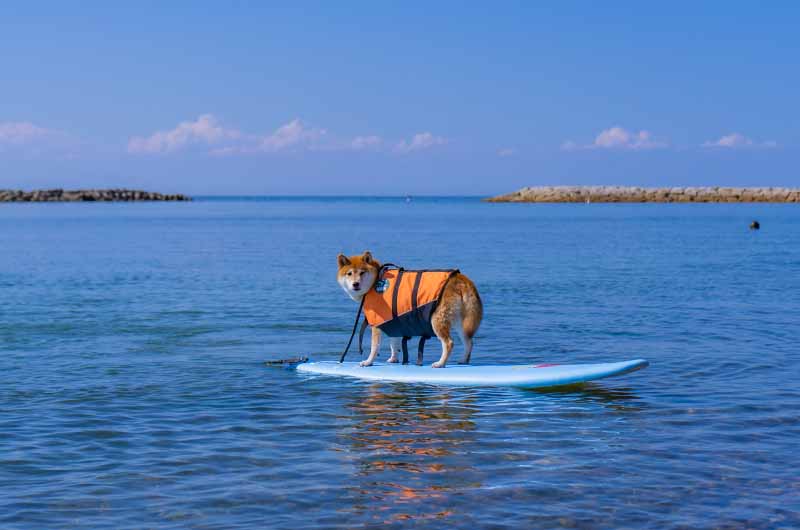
(1, 197, 798, 529)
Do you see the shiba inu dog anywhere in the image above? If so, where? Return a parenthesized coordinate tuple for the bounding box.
(336, 251, 483, 368)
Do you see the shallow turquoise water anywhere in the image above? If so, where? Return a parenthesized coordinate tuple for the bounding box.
(1, 197, 798, 529)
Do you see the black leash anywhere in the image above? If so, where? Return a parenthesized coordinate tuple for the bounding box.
(339, 295, 365, 363)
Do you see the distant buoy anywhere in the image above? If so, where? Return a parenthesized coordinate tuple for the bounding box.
(750, 220, 760, 230)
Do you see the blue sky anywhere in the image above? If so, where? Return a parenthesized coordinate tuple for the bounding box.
(1, 1, 798, 195)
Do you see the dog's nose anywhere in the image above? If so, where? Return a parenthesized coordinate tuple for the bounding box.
(352, 282, 361, 289)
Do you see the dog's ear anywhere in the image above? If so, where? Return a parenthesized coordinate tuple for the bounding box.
(362, 251, 374, 264)
(337, 253, 351, 268)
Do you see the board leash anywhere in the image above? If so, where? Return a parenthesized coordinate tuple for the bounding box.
(339, 295, 365, 363)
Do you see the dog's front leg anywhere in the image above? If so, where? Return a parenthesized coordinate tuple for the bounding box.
(386, 337, 402, 363)
(360, 327, 382, 367)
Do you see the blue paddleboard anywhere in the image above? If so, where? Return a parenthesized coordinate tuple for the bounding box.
(296, 359, 648, 388)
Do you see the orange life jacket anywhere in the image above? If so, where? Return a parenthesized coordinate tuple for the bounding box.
(363, 267, 457, 338)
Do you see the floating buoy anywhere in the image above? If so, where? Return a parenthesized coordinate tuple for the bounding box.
(750, 220, 760, 230)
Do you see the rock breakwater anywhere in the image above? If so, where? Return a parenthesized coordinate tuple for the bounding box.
(0, 189, 191, 202)
(486, 186, 800, 203)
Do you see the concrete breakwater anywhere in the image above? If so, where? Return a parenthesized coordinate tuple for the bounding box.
(0, 189, 191, 202)
(485, 186, 800, 203)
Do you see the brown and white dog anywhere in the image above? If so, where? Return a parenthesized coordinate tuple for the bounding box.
(336, 251, 483, 368)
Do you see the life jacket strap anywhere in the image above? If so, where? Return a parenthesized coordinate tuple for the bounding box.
(391, 268, 405, 320)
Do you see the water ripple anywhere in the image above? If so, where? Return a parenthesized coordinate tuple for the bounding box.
(1, 200, 799, 528)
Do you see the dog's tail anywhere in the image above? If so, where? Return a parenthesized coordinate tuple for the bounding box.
(457, 274, 483, 339)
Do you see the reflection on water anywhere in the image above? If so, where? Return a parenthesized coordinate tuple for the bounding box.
(3, 199, 800, 528)
(336, 381, 646, 525)
(340, 383, 480, 524)
(528, 383, 646, 412)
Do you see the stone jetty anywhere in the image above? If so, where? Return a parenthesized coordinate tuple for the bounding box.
(0, 189, 191, 202)
(485, 186, 800, 203)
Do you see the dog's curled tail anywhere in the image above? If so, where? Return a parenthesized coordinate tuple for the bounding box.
(456, 273, 483, 339)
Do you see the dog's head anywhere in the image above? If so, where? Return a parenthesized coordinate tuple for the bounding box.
(337, 251, 381, 301)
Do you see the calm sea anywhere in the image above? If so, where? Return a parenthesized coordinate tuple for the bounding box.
(1, 197, 798, 529)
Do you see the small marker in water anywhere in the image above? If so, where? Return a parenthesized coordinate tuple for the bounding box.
(750, 220, 760, 230)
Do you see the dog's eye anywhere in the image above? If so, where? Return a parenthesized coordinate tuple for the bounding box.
(347, 271, 352, 276)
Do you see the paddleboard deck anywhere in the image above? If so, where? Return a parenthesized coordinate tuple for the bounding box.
(296, 359, 648, 388)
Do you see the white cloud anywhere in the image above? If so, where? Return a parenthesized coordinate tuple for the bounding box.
(210, 119, 328, 155)
(708, 133, 751, 148)
(0, 121, 74, 156)
(127, 114, 240, 154)
(131, 115, 332, 156)
(256, 119, 326, 152)
(350, 135, 382, 151)
(702, 133, 777, 149)
(0, 122, 54, 146)
(498, 148, 516, 157)
(592, 127, 666, 150)
(393, 132, 447, 154)
(563, 126, 668, 151)
(129, 116, 447, 157)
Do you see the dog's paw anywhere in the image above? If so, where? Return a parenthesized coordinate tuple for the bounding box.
(387, 355, 399, 364)
(359, 360, 374, 367)
(431, 361, 446, 368)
